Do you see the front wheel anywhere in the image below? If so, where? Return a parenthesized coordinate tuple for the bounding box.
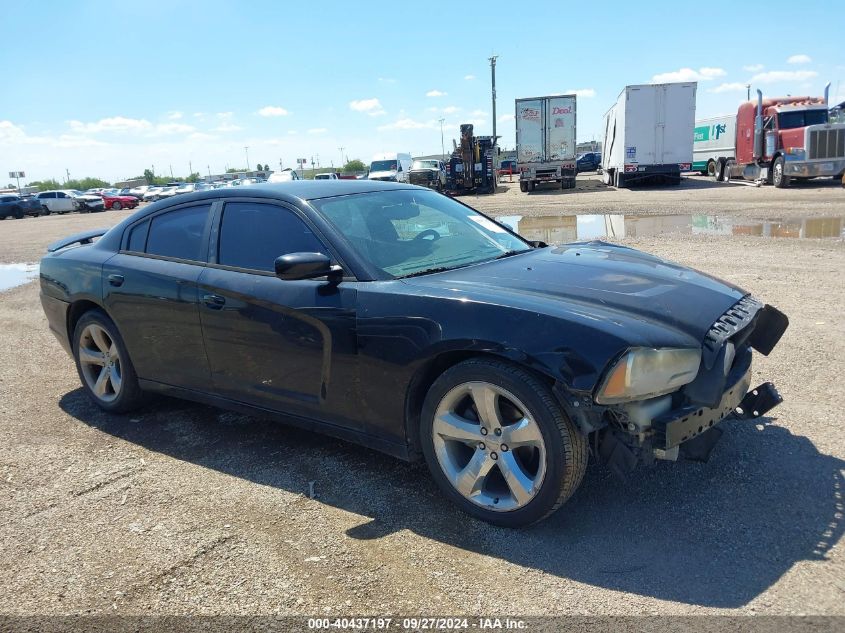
(420, 359, 588, 527)
(112, 201, 122, 210)
(72, 310, 144, 413)
(772, 156, 789, 188)
(519, 181, 528, 193)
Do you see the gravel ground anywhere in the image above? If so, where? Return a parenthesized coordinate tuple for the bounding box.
(0, 182, 843, 618)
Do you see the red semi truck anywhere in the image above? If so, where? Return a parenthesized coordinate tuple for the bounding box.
(714, 84, 845, 187)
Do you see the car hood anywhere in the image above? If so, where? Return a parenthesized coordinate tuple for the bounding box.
(402, 243, 747, 343)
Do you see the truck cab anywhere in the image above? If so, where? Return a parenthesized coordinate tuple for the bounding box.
(733, 92, 845, 187)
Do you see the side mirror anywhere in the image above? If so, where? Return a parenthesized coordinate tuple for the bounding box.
(274, 252, 340, 281)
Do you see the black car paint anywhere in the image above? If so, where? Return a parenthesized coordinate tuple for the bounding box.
(40, 181, 759, 459)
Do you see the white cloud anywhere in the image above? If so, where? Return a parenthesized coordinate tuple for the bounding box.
(212, 123, 243, 133)
(166, 111, 183, 120)
(426, 90, 447, 97)
(708, 82, 749, 94)
(464, 75, 475, 80)
(257, 106, 289, 117)
(153, 123, 195, 136)
(308, 128, 328, 134)
(55, 134, 107, 148)
(68, 116, 153, 134)
(349, 98, 386, 116)
(565, 88, 596, 98)
(743, 64, 764, 72)
(442, 106, 460, 114)
(377, 118, 436, 131)
(750, 70, 818, 83)
(498, 114, 514, 123)
(787, 54, 812, 65)
(651, 67, 726, 83)
(471, 109, 487, 117)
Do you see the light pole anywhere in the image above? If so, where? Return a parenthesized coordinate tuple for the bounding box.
(746, 84, 751, 101)
(244, 146, 250, 171)
(489, 55, 498, 145)
(438, 118, 446, 161)
(338, 147, 345, 168)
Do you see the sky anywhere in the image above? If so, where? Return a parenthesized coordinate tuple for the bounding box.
(1, 0, 843, 184)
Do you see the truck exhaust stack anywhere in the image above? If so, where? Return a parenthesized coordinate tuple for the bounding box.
(753, 90, 764, 160)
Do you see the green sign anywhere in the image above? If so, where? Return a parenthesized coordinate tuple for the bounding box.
(693, 126, 710, 142)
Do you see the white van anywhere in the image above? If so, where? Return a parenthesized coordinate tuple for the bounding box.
(368, 152, 413, 182)
(267, 169, 301, 183)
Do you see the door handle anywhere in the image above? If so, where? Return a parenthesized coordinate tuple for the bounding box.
(202, 293, 226, 309)
(107, 274, 124, 287)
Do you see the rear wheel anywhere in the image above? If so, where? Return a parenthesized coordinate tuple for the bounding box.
(112, 201, 122, 210)
(519, 181, 528, 193)
(528, 180, 536, 192)
(420, 359, 588, 527)
(706, 160, 716, 177)
(12, 207, 23, 219)
(773, 156, 789, 188)
(72, 310, 144, 413)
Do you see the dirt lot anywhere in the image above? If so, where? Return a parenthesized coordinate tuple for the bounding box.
(0, 180, 843, 618)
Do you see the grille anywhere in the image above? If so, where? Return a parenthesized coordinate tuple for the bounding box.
(409, 171, 435, 185)
(808, 128, 845, 159)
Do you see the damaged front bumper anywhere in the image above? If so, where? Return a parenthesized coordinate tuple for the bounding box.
(592, 298, 788, 478)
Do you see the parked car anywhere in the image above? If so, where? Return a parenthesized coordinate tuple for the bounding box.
(174, 183, 197, 195)
(156, 186, 179, 200)
(0, 194, 45, 219)
(129, 185, 151, 199)
(66, 190, 106, 212)
(116, 188, 144, 201)
(98, 192, 139, 210)
(576, 152, 602, 172)
(314, 173, 340, 180)
(39, 181, 788, 527)
(408, 160, 447, 191)
(267, 169, 300, 183)
(142, 187, 165, 202)
(34, 190, 78, 214)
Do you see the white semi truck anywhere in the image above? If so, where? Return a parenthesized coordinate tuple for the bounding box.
(693, 115, 737, 176)
(601, 82, 697, 187)
(515, 94, 577, 192)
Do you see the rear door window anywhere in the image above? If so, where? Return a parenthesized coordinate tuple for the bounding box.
(145, 205, 211, 261)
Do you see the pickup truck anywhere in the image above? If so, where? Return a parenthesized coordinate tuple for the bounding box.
(0, 194, 46, 219)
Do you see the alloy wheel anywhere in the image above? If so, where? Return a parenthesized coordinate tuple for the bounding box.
(431, 381, 547, 512)
(78, 323, 123, 403)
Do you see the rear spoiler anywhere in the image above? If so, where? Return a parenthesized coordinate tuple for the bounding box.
(47, 228, 108, 252)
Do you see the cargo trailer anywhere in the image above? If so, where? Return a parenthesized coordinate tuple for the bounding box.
(515, 95, 577, 192)
(693, 115, 736, 176)
(602, 83, 696, 187)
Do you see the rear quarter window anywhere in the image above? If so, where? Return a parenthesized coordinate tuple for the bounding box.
(145, 205, 210, 261)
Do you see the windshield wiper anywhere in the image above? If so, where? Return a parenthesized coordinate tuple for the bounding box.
(398, 266, 458, 279)
(492, 250, 526, 260)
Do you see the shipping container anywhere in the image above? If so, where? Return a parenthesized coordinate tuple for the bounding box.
(692, 115, 737, 175)
(515, 95, 577, 192)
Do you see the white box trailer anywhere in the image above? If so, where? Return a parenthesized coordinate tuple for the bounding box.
(515, 94, 577, 192)
(601, 82, 697, 187)
(692, 115, 737, 176)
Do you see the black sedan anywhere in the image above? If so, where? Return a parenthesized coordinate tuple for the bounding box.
(39, 181, 788, 527)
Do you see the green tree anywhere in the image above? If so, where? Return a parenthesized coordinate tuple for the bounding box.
(143, 169, 155, 185)
(226, 167, 247, 173)
(343, 159, 366, 173)
(65, 177, 110, 191)
(186, 172, 201, 183)
(29, 179, 63, 191)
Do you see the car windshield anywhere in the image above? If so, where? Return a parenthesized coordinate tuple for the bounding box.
(371, 160, 397, 172)
(778, 109, 829, 129)
(412, 160, 438, 169)
(311, 189, 532, 279)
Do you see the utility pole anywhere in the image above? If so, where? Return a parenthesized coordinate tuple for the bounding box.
(189, 161, 192, 177)
(244, 146, 250, 171)
(169, 164, 174, 179)
(338, 147, 345, 168)
(65, 168, 70, 184)
(207, 165, 211, 178)
(746, 84, 751, 101)
(279, 158, 283, 171)
(438, 118, 446, 161)
(489, 55, 498, 146)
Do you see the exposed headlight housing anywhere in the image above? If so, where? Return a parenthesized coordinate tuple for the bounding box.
(595, 348, 702, 404)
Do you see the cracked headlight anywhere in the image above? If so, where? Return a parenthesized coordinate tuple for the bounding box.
(596, 348, 701, 404)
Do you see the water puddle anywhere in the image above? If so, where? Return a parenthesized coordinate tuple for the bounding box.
(495, 214, 844, 243)
(0, 263, 38, 292)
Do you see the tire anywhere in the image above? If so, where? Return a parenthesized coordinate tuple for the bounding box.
(112, 201, 122, 210)
(713, 160, 723, 181)
(72, 310, 144, 413)
(772, 156, 789, 188)
(519, 181, 528, 193)
(12, 207, 23, 219)
(706, 160, 716, 177)
(528, 180, 536, 192)
(419, 358, 588, 528)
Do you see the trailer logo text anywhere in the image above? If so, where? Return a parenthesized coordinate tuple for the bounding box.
(521, 108, 540, 121)
(552, 106, 572, 115)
